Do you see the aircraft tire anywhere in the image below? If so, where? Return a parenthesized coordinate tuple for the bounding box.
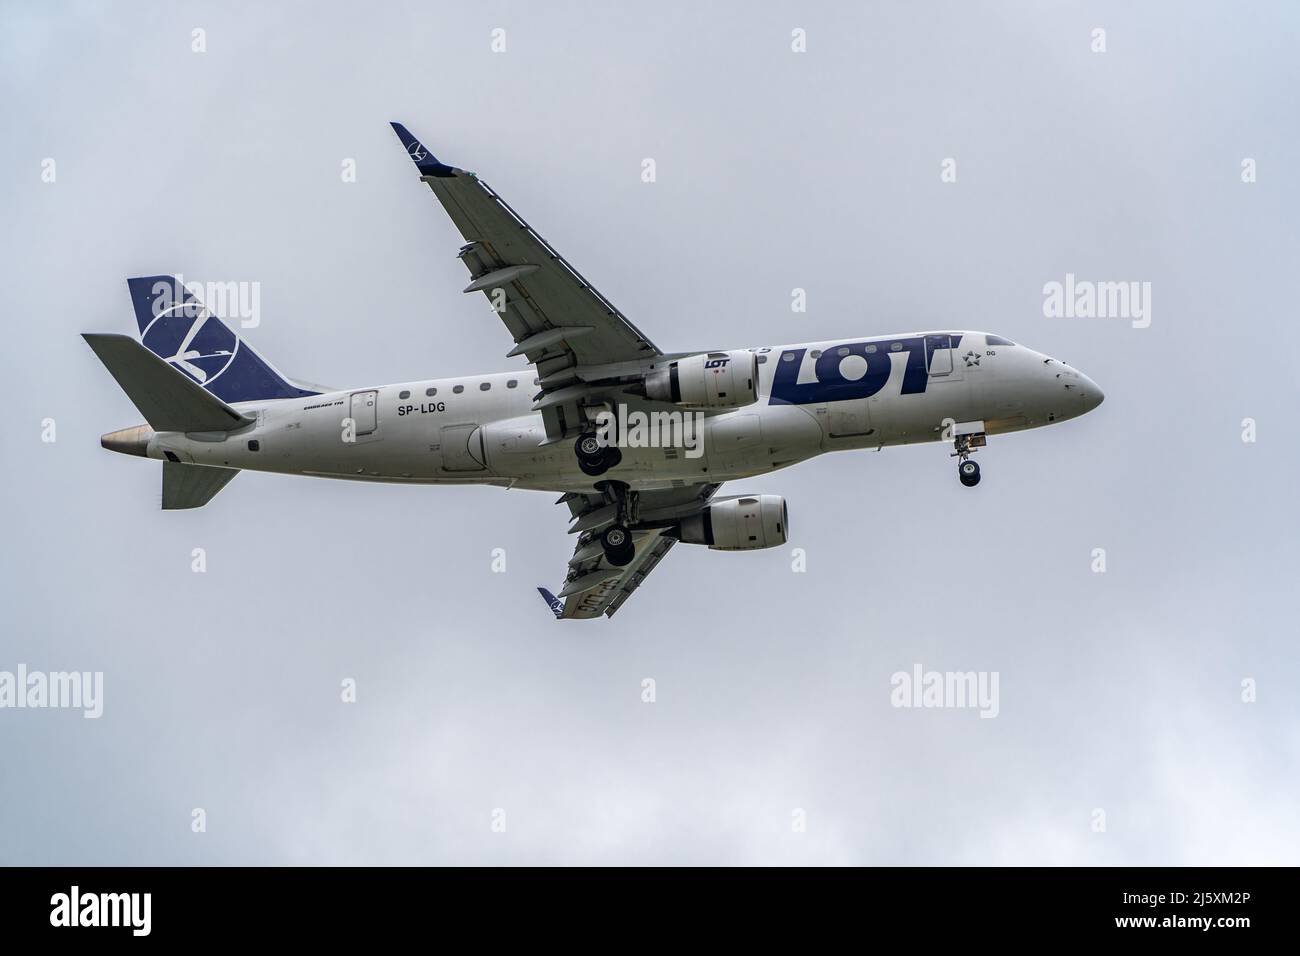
(601, 524, 635, 566)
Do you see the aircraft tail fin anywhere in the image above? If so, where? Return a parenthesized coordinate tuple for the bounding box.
(126, 275, 321, 404)
(82, 333, 251, 433)
(162, 461, 240, 510)
(537, 587, 564, 620)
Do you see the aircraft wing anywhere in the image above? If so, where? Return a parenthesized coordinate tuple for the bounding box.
(390, 122, 661, 441)
(543, 483, 721, 619)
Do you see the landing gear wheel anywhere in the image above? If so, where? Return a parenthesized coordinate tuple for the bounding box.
(958, 459, 981, 487)
(575, 434, 604, 461)
(575, 434, 621, 477)
(601, 524, 635, 566)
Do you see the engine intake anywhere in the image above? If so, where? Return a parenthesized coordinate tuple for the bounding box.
(678, 495, 788, 551)
(645, 350, 758, 409)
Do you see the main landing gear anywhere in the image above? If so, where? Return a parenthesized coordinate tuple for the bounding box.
(575, 433, 622, 477)
(595, 480, 637, 567)
(951, 432, 985, 488)
(600, 523, 635, 567)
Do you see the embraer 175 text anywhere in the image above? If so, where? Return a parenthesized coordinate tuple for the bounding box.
(85, 122, 1104, 619)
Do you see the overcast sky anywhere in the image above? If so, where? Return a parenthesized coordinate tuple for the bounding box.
(2, 0, 1297, 865)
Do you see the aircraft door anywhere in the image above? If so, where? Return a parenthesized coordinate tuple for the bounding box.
(349, 390, 378, 435)
(926, 335, 954, 376)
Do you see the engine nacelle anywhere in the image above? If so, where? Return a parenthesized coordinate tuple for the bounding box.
(645, 350, 758, 409)
(678, 495, 788, 551)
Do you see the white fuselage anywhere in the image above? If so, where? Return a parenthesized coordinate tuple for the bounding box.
(130, 331, 1103, 492)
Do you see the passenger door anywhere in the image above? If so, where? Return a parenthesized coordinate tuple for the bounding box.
(349, 390, 378, 435)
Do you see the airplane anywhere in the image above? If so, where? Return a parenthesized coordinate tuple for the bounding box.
(83, 121, 1104, 620)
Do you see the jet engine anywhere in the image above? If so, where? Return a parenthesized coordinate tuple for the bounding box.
(678, 495, 788, 551)
(645, 351, 758, 409)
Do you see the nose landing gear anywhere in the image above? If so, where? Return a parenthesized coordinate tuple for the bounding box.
(950, 430, 986, 487)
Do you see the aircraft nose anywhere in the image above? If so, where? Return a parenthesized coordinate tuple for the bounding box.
(100, 424, 153, 457)
(1079, 374, 1105, 411)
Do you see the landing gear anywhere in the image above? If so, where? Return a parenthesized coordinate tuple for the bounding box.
(600, 523, 635, 566)
(587, 481, 638, 566)
(575, 433, 622, 477)
(950, 431, 985, 488)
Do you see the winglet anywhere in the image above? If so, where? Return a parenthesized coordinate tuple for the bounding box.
(537, 587, 564, 620)
(389, 122, 458, 177)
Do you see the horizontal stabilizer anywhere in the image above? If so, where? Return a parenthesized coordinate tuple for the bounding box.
(83, 333, 251, 433)
(162, 461, 239, 510)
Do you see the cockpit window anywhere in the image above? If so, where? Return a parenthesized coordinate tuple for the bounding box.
(986, 335, 1016, 347)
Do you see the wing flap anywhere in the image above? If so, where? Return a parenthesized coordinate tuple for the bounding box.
(550, 483, 722, 620)
(561, 531, 667, 619)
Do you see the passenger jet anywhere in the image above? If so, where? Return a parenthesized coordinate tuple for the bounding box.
(84, 122, 1104, 619)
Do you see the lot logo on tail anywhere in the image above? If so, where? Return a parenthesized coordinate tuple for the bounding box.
(140, 287, 240, 387)
(126, 276, 319, 403)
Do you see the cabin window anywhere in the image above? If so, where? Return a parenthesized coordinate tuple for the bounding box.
(890, 342, 902, 352)
(810, 349, 822, 359)
(453, 385, 464, 394)
(865, 344, 877, 353)
(507, 379, 518, 388)
(399, 390, 410, 399)
(782, 352, 796, 362)
(426, 387, 436, 396)
(756, 355, 767, 365)
(837, 347, 849, 357)
(480, 382, 491, 391)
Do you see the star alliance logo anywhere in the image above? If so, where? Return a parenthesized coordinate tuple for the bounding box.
(963, 350, 980, 367)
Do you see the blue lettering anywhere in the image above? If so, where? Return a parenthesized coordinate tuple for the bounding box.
(768, 334, 962, 405)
